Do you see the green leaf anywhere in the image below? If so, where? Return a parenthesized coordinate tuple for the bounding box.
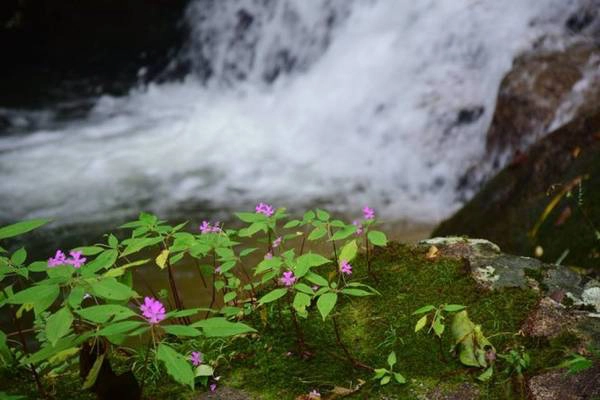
(317, 292, 337, 321)
(283, 220, 301, 229)
(157, 343, 195, 389)
(393, 372, 406, 384)
(0, 219, 50, 240)
(316, 209, 330, 221)
(303, 210, 316, 223)
(433, 318, 445, 337)
(8, 284, 60, 315)
(342, 287, 373, 296)
(380, 375, 391, 385)
(0, 330, 13, 366)
(295, 253, 331, 277)
(443, 304, 466, 313)
(72, 246, 104, 256)
(373, 368, 387, 379)
(89, 277, 138, 301)
(239, 222, 267, 237)
(28, 261, 49, 272)
(305, 272, 329, 287)
(223, 291, 237, 303)
(258, 288, 287, 305)
(121, 237, 162, 257)
(46, 307, 73, 347)
(339, 240, 358, 263)
(77, 305, 137, 324)
(478, 367, 493, 382)
(82, 249, 118, 277)
(308, 226, 327, 241)
(387, 351, 397, 368)
(103, 258, 150, 278)
(240, 247, 257, 257)
(293, 292, 312, 313)
(10, 248, 26, 266)
(96, 321, 145, 336)
(82, 352, 105, 390)
(412, 305, 435, 315)
(191, 317, 256, 337)
(294, 283, 315, 295)
(162, 325, 202, 337)
(68, 287, 86, 308)
(156, 249, 169, 269)
(235, 212, 264, 223)
(367, 230, 388, 247)
(165, 308, 204, 319)
(415, 315, 428, 332)
(195, 364, 214, 377)
(331, 225, 357, 241)
(254, 257, 282, 275)
(108, 234, 119, 248)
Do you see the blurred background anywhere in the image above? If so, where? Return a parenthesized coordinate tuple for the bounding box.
(1, 0, 599, 259)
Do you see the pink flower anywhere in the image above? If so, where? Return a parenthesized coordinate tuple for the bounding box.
(66, 251, 86, 269)
(140, 297, 166, 324)
(255, 202, 274, 217)
(353, 220, 363, 235)
(272, 236, 282, 248)
(200, 220, 222, 234)
(48, 250, 67, 267)
(280, 271, 296, 287)
(362, 206, 375, 220)
(190, 351, 203, 366)
(340, 260, 352, 275)
(215, 265, 222, 274)
(264, 252, 273, 260)
(210, 383, 217, 392)
(311, 285, 319, 291)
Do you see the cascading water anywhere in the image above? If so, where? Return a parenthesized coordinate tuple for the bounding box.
(0, 0, 592, 227)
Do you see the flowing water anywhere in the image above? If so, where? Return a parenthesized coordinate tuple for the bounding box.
(0, 0, 593, 232)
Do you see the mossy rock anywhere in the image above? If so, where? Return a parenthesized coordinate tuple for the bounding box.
(434, 110, 600, 270)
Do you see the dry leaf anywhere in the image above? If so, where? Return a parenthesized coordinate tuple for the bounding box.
(425, 245, 439, 260)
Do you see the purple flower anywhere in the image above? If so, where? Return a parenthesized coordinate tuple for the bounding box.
(353, 220, 364, 236)
(199, 221, 212, 234)
(308, 390, 321, 399)
(66, 251, 87, 269)
(264, 252, 273, 260)
(340, 260, 352, 275)
(255, 202, 274, 217)
(362, 206, 375, 220)
(272, 236, 282, 248)
(48, 250, 67, 267)
(280, 271, 296, 287)
(140, 297, 166, 324)
(210, 383, 217, 392)
(211, 221, 222, 233)
(215, 265, 222, 274)
(190, 351, 203, 366)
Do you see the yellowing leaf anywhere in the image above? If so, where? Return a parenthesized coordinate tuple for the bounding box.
(156, 250, 169, 270)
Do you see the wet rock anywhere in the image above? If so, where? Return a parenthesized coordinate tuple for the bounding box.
(434, 109, 600, 269)
(521, 297, 577, 338)
(527, 363, 600, 400)
(486, 42, 600, 160)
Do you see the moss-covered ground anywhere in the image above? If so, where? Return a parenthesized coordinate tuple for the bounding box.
(0, 242, 583, 399)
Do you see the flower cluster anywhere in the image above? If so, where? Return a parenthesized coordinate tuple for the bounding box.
(272, 236, 282, 248)
(353, 220, 364, 236)
(340, 260, 352, 275)
(190, 351, 203, 366)
(255, 202, 274, 217)
(48, 250, 87, 268)
(280, 271, 296, 287)
(362, 206, 375, 220)
(199, 221, 222, 234)
(140, 296, 166, 324)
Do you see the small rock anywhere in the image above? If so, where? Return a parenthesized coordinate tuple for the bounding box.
(521, 297, 576, 338)
(527, 363, 600, 400)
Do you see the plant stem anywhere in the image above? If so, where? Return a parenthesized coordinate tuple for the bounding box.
(332, 316, 372, 371)
(139, 330, 154, 396)
(205, 271, 217, 320)
(286, 292, 306, 354)
(11, 307, 46, 398)
(166, 263, 189, 325)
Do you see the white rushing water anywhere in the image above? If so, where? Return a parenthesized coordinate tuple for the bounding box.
(0, 0, 589, 225)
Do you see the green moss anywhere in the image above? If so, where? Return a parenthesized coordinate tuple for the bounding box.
(221, 242, 542, 399)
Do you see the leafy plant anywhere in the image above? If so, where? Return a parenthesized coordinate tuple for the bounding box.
(373, 351, 406, 385)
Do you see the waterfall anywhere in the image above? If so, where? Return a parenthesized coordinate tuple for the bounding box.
(0, 0, 588, 226)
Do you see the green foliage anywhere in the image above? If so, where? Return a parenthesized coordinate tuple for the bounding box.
(373, 351, 406, 386)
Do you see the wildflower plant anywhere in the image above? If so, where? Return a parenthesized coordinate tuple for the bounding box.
(0, 204, 389, 398)
(373, 351, 406, 386)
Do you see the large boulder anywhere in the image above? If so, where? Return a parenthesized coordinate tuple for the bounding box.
(434, 110, 600, 269)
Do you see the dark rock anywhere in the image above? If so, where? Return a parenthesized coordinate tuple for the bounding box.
(456, 106, 484, 125)
(527, 363, 600, 400)
(485, 42, 600, 160)
(433, 110, 600, 269)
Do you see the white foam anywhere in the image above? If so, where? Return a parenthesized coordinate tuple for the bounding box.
(0, 0, 585, 225)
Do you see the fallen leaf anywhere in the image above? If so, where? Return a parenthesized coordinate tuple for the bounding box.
(425, 245, 439, 260)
